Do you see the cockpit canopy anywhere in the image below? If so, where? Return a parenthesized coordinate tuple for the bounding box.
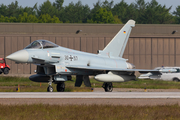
(25, 40, 58, 49)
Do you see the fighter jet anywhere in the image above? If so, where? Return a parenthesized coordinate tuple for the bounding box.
(6, 20, 160, 92)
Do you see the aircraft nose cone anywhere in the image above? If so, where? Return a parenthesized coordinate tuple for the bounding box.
(6, 50, 29, 63)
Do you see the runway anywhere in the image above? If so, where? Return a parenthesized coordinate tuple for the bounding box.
(0, 92, 180, 98)
(1, 92, 180, 105)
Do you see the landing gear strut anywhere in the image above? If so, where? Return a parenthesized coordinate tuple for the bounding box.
(102, 82, 113, 92)
(47, 76, 53, 92)
(56, 82, 65, 92)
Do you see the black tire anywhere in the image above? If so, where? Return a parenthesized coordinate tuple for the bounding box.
(3, 68, 9, 74)
(173, 78, 179, 82)
(0, 72, 2, 74)
(56, 82, 65, 92)
(47, 86, 53, 92)
(103, 82, 113, 92)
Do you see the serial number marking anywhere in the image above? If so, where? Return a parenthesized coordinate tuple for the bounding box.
(65, 55, 78, 61)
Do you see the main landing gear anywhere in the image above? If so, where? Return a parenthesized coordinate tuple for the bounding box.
(47, 76, 65, 92)
(56, 82, 65, 92)
(102, 82, 113, 92)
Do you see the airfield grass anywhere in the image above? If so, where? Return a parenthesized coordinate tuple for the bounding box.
(0, 76, 180, 92)
(1, 77, 180, 119)
(0, 104, 180, 120)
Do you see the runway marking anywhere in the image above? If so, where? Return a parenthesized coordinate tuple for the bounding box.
(0, 92, 180, 99)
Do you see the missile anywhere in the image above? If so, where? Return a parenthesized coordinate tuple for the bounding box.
(138, 73, 152, 79)
(94, 74, 136, 82)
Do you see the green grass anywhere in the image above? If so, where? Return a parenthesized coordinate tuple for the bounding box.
(0, 76, 92, 92)
(0, 104, 180, 120)
(90, 78, 180, 89)
(0, 76, 180, 92)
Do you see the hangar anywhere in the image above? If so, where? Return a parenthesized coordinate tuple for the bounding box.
(0, 23, 180, 75)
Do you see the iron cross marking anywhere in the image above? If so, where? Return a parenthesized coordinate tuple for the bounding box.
(69, 55, 73, 61)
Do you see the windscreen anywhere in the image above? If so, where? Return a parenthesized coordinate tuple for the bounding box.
(25, 41, 42, 49)
(25, 40, 58, 49)
(41, 40, 58, 49)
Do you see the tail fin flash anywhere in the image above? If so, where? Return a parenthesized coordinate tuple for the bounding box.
(99, 20, 135, 58)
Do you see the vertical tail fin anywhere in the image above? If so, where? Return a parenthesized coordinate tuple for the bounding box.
(98, 20, 135, 58)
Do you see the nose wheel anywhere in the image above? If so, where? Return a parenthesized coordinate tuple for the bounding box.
(47, 85, 53, 92)
(47, 76, 53, 92)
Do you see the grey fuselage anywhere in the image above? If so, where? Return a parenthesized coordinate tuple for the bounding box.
(26, 45, 129, 76)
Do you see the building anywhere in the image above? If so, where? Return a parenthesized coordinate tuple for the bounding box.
(0, 23, 180, 75)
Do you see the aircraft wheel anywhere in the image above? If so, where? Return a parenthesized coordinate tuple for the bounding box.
(47, 86, 53, 92)
(3, 68, 9, 74)
(103, 82, 113, 92)
(173, 78, 179, 82)
(56, 82, 65, 92)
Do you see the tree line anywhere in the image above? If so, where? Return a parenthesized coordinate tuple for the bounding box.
(0, 0, 180, 24)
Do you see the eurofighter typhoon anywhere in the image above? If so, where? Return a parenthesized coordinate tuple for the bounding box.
(6, 20, 160, 92)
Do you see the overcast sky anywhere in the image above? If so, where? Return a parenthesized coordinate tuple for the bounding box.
(1, 0, 179, 13)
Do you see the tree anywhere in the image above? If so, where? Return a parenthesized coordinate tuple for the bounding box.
(18, 12, 38, 23)
(102, 0, 114, 11)
(0, 0, 176, 24)
(92, 0, 102, 12)
(7, 1, 19, 17)
(173, 6, 180, 17)
(88, 0, 102, 20)
(9, 16, 17, 22)
(140, 0, 173, 24)
(61, 1, 90, 23)
(112, 0, 137, 23)
(90, 7, 114, 23)
(37, 0, 58, 17)
(51, 15, 62, 23)
(173, 6, 180, 23)
(38, 14, 52, 23)
(38, 14, 61, 23)
(134, 0, 146, 23)
(0, 4, 8, 17)
(53, 0, 64, 10)
(0, 1, 37, 19)
(113, 15, 122, 24)
(27, 14, 38, 23)
(20, 6, 37, 16)
(0, 15, 9, 22)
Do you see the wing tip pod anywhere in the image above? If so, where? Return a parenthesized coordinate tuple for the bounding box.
(127, 19, 135, 27)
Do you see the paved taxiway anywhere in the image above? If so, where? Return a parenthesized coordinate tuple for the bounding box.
(1, 92, 180, 105)
(0, 92, 180, 98)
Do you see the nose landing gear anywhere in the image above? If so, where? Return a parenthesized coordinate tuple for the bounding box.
(47, 76, 53, 92)
(47, 76, 65, 92)
(47, 85, 53, 92)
